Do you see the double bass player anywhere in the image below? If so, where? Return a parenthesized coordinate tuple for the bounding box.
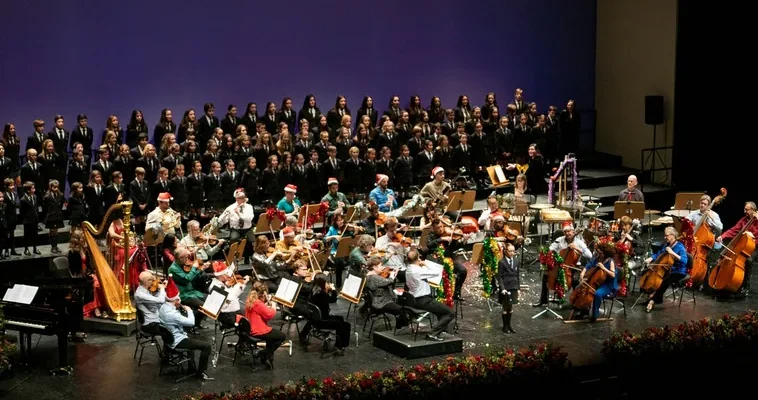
(715, 201, 758, 295)
(532, 222, 592, 307)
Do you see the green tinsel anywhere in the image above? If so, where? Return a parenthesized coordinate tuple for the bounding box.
(481, 238, 499, 298)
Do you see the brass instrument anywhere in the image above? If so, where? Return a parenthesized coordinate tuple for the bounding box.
(161, 208, 181, 231)
(81, 201, 136, 321)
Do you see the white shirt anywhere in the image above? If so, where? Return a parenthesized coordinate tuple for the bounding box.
(375, 233, 407, 270)
(687, 210, 723, 233)
(210, 278, 245, 314)
(180, 233, 224, 261)
(406, 264, 440, 298)
(218, 201, 254, 229)
(146, 206, 178, 235)
(548, 235, 593, 260)
(478, 208, 498, 230)
(134, 286, 165, 325)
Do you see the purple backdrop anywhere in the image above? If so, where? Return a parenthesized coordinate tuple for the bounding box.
(0, 0, 596, 145)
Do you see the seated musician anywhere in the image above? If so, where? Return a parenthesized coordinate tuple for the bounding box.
(420, 167, 451, 209)
(158, 276, 214, 381)
(375, 216, 413, 281)
(217, 188, 255, 262)
(485, 212, 522, 246)
(478, 195, 501, 230)
(181, 220, 226, 261)
(300, 273, 352, 354)
(365, 257, 409, 328)
(244, 281, 286, 369)
(276, 184, 301, 216)
(167, 247, 208, 330)
(349, 234, 375, 274)
(321, 177, 351, 218)
(716, 201, 758, 294)
(645, 226, 688, 312)
(497, 243, 520, 333)
(275, 227, 305, 261)
(146, 192, 181, 237)
(359, 202, 380, 236)
(514, 173, 531, 201)
(618, 175, 644, 203)
(533, 222, 592, 307)
(369, 174, 397, 212)
(209, 263, 249, 327)
(134, 270, 165, 336)
(579, 242, 618, 322)
(687, 194, 723, 234)
(405, 249, 456, 341)
(252, 235, 291, 292)
(616, 216, 645, 259)
(424, 218, 469, 300)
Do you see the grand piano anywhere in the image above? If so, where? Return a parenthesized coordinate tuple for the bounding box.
(0, 257, 92, 374)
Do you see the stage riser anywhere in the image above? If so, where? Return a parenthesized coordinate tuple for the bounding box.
(372, 331, 463, 359)
(82, 317, 136, 337)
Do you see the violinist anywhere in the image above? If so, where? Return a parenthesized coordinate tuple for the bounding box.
(349, 234, 375, 274)
(425, 218, 469, 300)
(616, 216, 645, 257)
(533, 222, 592, 307)
(478, 196, 502, 230)
(134, 270, 165, 336)
(485, 212, 522, 246)
(365, 257, 410, 329)
(358, 202, 381, 236)
(210, 263, 249, 327)
(578, 242, 618, 322)
(644, 226, 689, 312)
(375, 216, 413, 281)
(252, 235, 290, 292)
(243, 282, 286, 370)
(405, 249, 456, 341)
(166, 247, 208, 330)
(687, 195, 723, 234)
(369, 174, 398, 212)
(278, 215, 311, 243)
(716, 201, 758, 294)
(497, 243, 519, 333)
(275, 226, 304, 255)
(276, 184, 301, 216)
(181, 220, 226, 261)
(300, 273, 352, 354)
(321, 177, 350, 218)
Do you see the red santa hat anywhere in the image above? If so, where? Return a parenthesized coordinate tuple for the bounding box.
(213, 261, 233, 277)
(284, 184, 297, 193)
(327, 177, 339, 186)
(375, 174, 389, 186)
(282, 227, 295, 237)
(562, 221, 574, 231)
(157, 192, 172, 202)
(165, 275, 180, 301)
(431, 166, 445, 178)
(234, 188, 246, 198)
(491, 212, 505, 222)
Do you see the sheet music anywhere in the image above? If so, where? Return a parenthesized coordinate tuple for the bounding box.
(2, 284, 39, 305)
(201, 289, 227, 316)
(340, 274, 362, 299)
(423, 260, 443, 286)
(209, 279, 223, 291)
(495, 165, 506, 183)
(274, 278, 299, 303)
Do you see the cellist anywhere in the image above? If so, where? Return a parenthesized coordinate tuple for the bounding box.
(687, 195, 724, 234)
(644, 226, 689, 313)
(579, 242, 618, 322)
(716, 201, 758, 295)
(533, 222, 592, 307)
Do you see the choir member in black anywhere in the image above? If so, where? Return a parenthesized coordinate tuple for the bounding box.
(102, 115, 123, 145)
(559, 100, 581, 157)
(0, 192, 6, 259)
(425, 218, 469, 300)
(103, 171, 126, 210)
(84, 170, 105, 225)
(455, 95, 473, 124)
(278, 97, 297, 132)
(294, 130, 313, 159)
(291, 154, 308, 203)
(260, 155, 279, 200)
(154, 109, 176, 152)
(92, 145, 113, 185)
(125, 109, 148, 148)
(20, 149, 42, 204)
(341, 146, 363, 196)
(235, 134, 254, 169)
(513, 88, 527, 114)
(150, 167, 170, 209)
(183, 140, 201, 172)
(197, 103, 219, 149)
(43, 180, 64, 254)
(39, 139, 63, 187)
(3, 179, 19, 256)
(362, 148, 378, 193)
(131, 171, 152, 233)
(71, 114, 93, 157)
(113, 144, 135, 185)
(353, 96, 375, 129)
(277, 152, 294, 196)
(2, 124, 21, 172)
(531, 115, 549, 153)
(169, 164, 188, 216)
(202, 140, 221, 173)
(203, 162, 224, 215)
(494, 116, 514, 164)
(68, 182, 88, 231)
(47, 115, 69, 162)
(463, 107, 482, 135)
(376, 120, 399, 156)
(305, 150, 324, 202)
(468, 121, 491, 186)
(451, 133, 472, 175)
(415, 140, 435, 185)
(335, 128, 353, 160)
(26, 119, 46, 153)
(253, 132, 274, 169)
(0, 145, 12, 184)
(448, 122, 464, 148)
(299, 273, 352, 353)
(258, 102, 276, 134)
(162, 143, 183, 173)
(102, 131, 119, 161)
(481, 92, 498, 121)
(393, 145, 413, 195)
(178, 109, 197, 145)
(484, 107, 500, 135)
(322, 145, 342, 185)
(185, 161, 204, 219)
(238, 157, 259, 206)
(241, 102, 259, 133)
(432, 135, 452, 173)
(137, 143, 160, 184)
(383, 96, 402, 124)
(220, 160, 240, 204)
(441, 110, 456, 137)
(312, 131, 329, 162)
(408, 127, 425, 159)
(298, 95, 320, 128)
(427, 96, 445, 124)
(513, 114, 533, 161)
(130, 132, 148, 160)
(497, 243, 520, 333)
(408, 96, 424, 126)
(375, 147, 394, 188)
(326, 96, 350, 132)
(220, 104, 239, 137)
(20, 181, 40, 255)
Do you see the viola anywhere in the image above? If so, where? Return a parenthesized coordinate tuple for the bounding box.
(374, 213, 388, 226)
(690, 188, 727, 286)
(149, 279, 161, 294)
(708, 216, 755, 293)
(379, 267, 392, 278)
(569, 262, 608, 310)
(391, 232, 413, 248)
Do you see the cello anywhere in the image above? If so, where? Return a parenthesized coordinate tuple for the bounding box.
(569, 261, 608, 311)
(690, 188, 727, 286)
(708, 216, 756, 292)
(547, 245, 580, 291)
(638, 249, 675, 294)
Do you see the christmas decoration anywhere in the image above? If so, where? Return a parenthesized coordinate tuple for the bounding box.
(679, 217, 695, 287)
(385, 194, 424, 218)
(547, 157, 579, 205)
(265, 206, 286, 224)
(539, 247, 567, 300)
(436, 247, 456, 308)
(306, 202, 330, 231)
(480, 238, 501, 297)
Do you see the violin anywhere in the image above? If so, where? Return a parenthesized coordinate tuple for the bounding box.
(196, 232, 220, 247)
(374, 213, 387, 226)
(266, 247, 291, 258)
(391, 232, 413, 248)
(379, 266, 392, 278)
(149, 279, 161, 293)
(443, 226, 465, 241)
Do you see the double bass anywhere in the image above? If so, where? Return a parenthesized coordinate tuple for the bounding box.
(569, 261, 608, 310)
(690, 188, 727, 286)
(708, 216, 756, 292)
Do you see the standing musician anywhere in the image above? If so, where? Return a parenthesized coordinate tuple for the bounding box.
(134, 270, 165, 336)
(181, 220, 226, 261)
(716, 201, 758, 294)
(369, 174, 397, 212)
(276, 184, 301, 216)
(578, 242, 618, 322)
(533, 222, 592, 307)
(405, 249, 455, 341)
(210, 262, 249, 327)
(618, 175, 644, 203)
(424, 218, 469, 300)
(375, 216, 414, 281)
(217, 188, 255, 243)
(321, 177, 351, 218)
(497, 243, 520, 333)
(420, 166, 451, 207)
(146, 192, 181, 237)
(687, 195, 723, 234)
(644, 226, 688, 312)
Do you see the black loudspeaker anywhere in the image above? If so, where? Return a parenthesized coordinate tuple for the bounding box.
(645, 95, 664, 125)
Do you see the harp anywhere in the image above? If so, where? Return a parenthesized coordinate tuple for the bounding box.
(81, 201, 136, 321)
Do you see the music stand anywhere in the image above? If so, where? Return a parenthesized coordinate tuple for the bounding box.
(345, 205, 367, 222)
(486, 165, 510, 188)
(400, 199, 425, 217)
(335, 237, 357, 259)
(674, 192, 704, 211)
(298, 203, 325, 228)
(446, 190, 476, 212)
(614, 201, 645, 221)
(271, 277, 302, 308)
(255, 214, 283, 235)
(199, 286, 229, 320)
(340, 273, 366, 325)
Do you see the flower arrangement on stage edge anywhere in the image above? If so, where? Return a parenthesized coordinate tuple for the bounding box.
(179, 342, 569, 400)
(435, 247, 456, 308)
(538, 247, 567, 300)
(480, 238, 501, 298)
(547, 157, 578, 205)
(602, 310, 758, 359)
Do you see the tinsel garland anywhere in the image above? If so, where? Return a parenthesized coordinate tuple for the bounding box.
(435, 247, 456, 308)
(547, 157, 578, 205)
(679, 217, 695, 287)
(597, 235, 633, 297)
(480, 238, 501, 298)
(538, 248, 568, 300)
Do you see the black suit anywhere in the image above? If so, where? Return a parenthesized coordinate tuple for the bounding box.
(4, 191, 18, 253)
(277, 109, 297, 132)
(197, 115, 220, 151)
(415, 150, 434, 184)
(220, 117, 240, 138)
(129, 179, 151, 217)
(298, 108, 321, 129)
(71, 126, 94, 154)
(47, 129, 69, 160)
(25, 132, 46, 153)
